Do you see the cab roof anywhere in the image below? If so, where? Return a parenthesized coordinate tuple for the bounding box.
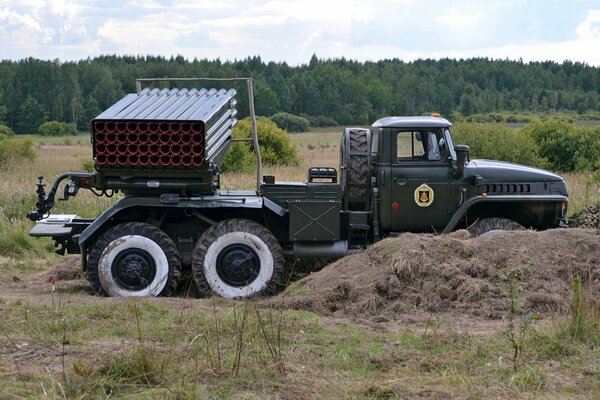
(372, 116, 452, 129)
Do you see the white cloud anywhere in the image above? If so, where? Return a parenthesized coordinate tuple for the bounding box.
(576, 9, 600, 40)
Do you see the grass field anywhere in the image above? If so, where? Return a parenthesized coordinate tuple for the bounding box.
(0, 129, 599, 399)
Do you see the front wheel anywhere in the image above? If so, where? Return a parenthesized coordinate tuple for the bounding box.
(87, 222, 181, 297)
(192, 219, 284, 299)
(468, 217, 525, 237)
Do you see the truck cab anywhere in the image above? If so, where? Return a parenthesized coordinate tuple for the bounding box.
(370, 116, 569, 234)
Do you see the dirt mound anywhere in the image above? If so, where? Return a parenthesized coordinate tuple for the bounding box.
(282, 229, 600, 320)
(47, 256, 83, 281)
(570, 204, 600, 229)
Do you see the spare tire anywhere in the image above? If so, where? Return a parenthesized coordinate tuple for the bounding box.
(340, 127, 371, 211)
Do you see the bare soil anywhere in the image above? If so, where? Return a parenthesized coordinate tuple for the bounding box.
(2, 228, 598, 325)
(282, 228, 600, 322)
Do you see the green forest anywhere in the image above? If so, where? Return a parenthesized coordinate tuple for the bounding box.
(1, 55, 600, 133)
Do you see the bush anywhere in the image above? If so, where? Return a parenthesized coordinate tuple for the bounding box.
(0, 124, 13, 139)
(222, 117, 300, 172)
(269, 112, 310, 133)
(314, 115, 339, 127)
(522, 119, 600, 172)
(38, 121, 78, 136)
(452, 122, 546, 168)
(0, 137, 36, 168)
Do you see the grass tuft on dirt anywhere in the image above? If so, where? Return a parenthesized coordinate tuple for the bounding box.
(283, 229, 600, 321)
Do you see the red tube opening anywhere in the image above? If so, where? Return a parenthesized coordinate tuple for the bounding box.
(116, 132, 128, 144)
(117, 154, 128, 165)
(171, 155, 182, 166)
(127, 132, 138, 143)
(181, 155, 192, 167)
(149, 144, 160, 154)
(127, 144, 138, 153)
(94, 121, 106, 133)
(95, 132, 107, 144)
(160, 144, 171, 155)
(138, 144, 149, 154)
(138, 154, 149, 166)
(105, 122, 116, 133)
(159, 133, 170, 144)
(191, 122, 203, 133)
(160, 155, 171, 166)
(170, 133, 182, 144)
(192, 132, 204, 143)
(127, 121, 137, 132)
(148, 133, 160, 144)
(138, 122, 149, 133)
(149, 155, 160, 166)
(159, 122, 170, 133)
(180, 133, 192, 144)
(127, 154, 139, 166)
(192, 155, 205, 166)
(181, 145, 192, 155)
(148, 122, 159, 133)
(117, 143, 128, 153)
(170, 144, 182, 155)
(96, 154, 107, 165)
(169, 122, 181, 134)
(180, 123, 192, 133)
(106, 132, 117, 143)
(192, 145, 204, 155)
(106, 143, 117, 154)
(107, 154, 118, 166)
(138, 132, 149, 144)
(116, 122, 127, 133)
(95, 143, 106, 154)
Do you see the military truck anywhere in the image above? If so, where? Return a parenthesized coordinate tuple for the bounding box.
(27, 79, 569, 299)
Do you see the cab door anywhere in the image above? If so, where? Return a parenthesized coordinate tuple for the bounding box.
(388, 129, 452, 232)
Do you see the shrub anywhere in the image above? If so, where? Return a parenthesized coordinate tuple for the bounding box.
(222, 117, 300, 172)
(0, 137, 36, 167)
(0, 124, 13, 139)
(314, 115, 339, 127)
(38, 121, 78, 136)
(522, 119, 600, 172)
(269, 112, 310, 133)
(452, 122, 546, 168)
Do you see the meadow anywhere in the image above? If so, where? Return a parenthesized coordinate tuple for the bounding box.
(0, 128, 598, 399)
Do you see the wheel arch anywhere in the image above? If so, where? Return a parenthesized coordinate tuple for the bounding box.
(443, 195, 567, 233)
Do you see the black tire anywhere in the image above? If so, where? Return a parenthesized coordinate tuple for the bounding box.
(468, 218, 525, 237)
(340, 128, 371, 210)
(192, 219, 284, 299)
(87, 222, 181, 297)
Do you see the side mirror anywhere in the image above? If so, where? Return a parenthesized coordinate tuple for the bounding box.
(453, 145, 470, 179)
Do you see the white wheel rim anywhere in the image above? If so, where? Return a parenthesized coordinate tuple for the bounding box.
(98, 234, 169, 297)
(203, 231, 274, 299)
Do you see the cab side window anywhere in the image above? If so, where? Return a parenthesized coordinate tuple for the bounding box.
(396, 130, 444, 161)
(396, 131, 425, 160)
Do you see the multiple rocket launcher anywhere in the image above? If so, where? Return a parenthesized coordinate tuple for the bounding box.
(93, 120, 206, 169)
(91, 88, 238, 175)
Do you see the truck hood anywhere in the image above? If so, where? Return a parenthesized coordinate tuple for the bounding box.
(468, 159, 564, 182)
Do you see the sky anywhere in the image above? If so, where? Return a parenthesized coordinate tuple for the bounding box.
(1, 0, 600, 66)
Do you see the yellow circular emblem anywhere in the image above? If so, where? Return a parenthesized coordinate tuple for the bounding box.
(414, 184, 434, 207)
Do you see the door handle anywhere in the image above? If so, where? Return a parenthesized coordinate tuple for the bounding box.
(394, 176, 408, 185)
(380, 170, 385, 187)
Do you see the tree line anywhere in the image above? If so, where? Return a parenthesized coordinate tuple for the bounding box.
(1, 55, 600, 133)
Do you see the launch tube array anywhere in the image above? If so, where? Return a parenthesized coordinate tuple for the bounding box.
(93, 120, 205, 169)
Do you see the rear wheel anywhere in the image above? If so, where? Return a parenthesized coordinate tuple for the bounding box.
(87, 223, 181, 297)
(468, 218, 525, 237)
(192, 219, 284, 299)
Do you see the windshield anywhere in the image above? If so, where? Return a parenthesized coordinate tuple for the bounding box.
(444, 128, 456, 160)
